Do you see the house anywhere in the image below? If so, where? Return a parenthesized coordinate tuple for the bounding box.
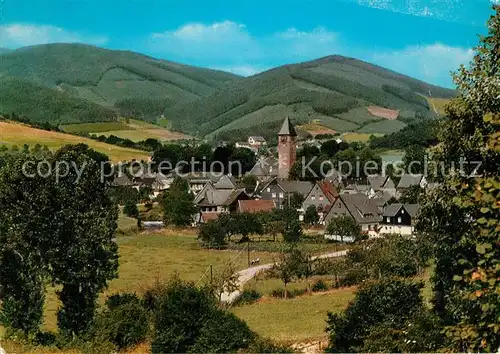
(213, 175, 237, 189)
(193, 182, 249, 213)
(397, 174, 427, 190)
(237, 199, 276, 213)
(380, 203, 420, 235)
(248, 136, 267, 146)
(235, 142, 258, 153)
(184, 172, 221, 194)
(323, 194, 382, 236)
(247, 156, 279, 180)
(302, 181, 339, 217)
(111, 174, 135, 188)
(258, 178, 313, 209)
(195, 212, 220, 224)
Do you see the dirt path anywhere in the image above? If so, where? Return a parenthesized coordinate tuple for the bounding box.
(221, 249, 348, 303)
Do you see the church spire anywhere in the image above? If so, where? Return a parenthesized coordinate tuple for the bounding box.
(278, 116, 297, 136)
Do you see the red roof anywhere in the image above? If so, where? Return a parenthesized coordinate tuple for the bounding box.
(201, 212, 219, 222)
(317, 181, 339, 203)
(238, 199, 276, 213)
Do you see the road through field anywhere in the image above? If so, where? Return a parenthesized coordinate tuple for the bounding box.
(221, 249, 348, 303)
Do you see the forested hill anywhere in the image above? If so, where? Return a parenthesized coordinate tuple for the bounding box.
(165, 55, 456, 140)
(0, 43, 240, 122)
(0, 43, 455, 136)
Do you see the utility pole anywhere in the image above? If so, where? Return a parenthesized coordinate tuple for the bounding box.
(247, 241, 250, 267)
(210, 264, 213, 285)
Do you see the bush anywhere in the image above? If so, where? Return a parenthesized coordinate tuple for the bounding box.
(340, 268, 368, 286)
(92, 297, 150, 350)
(233, 289, 262, 306)
(123, 200, 139, 218)
(189, 310, 255, 353)
(270, 287, 307, 299)
(312, 279, 329, 292)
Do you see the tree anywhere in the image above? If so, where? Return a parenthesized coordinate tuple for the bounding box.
(123, 199, 139, 218)
(282, 207, 302, 243)
(163, 177, 197, 227)
(0, 154, 52, 334)
(326, 279, 432, 353)
(399, 185, 423, 204)
(198, 220, 227, 248)
(416, 6, 500, 351)
(326, 215, 361, 242)
(240, 174, 257, 194)
(403, 144, 426, 174)
(210, 262, 239, 303)
(282, 191, 305, 209)
(321, 139, 340, 157)
(303, 205, 319, 226)
(48, 144, 119, 336)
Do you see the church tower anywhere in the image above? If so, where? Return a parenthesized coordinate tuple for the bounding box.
(278, 117, 297, 179)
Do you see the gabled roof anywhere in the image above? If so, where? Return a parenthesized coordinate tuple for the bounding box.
(249, 136, 266, 142)
(367, 175, 388, 190)
(277, 179, 313, 197)
(247, 157, 279, 177)
(238, 199, 275, 213)
(397, 174, 424, 189)
(112, 174, 134, 187)
(383, 203, 420, 218)
(278, 117, 297, 136)
(333, 194, 382, 224)
(317, 181, 339, 203)
(214, 175, 237, 189)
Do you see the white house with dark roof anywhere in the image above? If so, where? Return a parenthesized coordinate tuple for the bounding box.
(380, 203, 420, 235)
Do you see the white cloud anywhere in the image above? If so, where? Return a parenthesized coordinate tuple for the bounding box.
(149, 21, 339, 64)
(0, 24, 108, 48)
(371, 43, 474, 86)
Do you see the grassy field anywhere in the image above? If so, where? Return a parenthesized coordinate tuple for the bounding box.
(427, 97, 451, 116)
(0, 121, 150, 162)
(39, 229, 280, 330)
(60, 121, 132, 133)
(232, 287, 356, 342)
(61, 118, 190, 142)
(358, 119, 407, 134)
(341, 132, 382, 142)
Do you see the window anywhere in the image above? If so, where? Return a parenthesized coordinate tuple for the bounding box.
(267, 187, 270, 192)
(311, 196, 316, 200)
(279, 193, 284, 198)
(386, 217, 390, 222)
(319, 196, 324, 201)
(272, 193, 276, 198)
(397, 217, 402, 223)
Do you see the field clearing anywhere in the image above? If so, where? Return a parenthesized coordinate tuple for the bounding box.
(60, 118, 191, 142)
(341, 132, 382, 142)
(358, 119, 406, 134)
(367, 106, 399, 120)
(0, 121, 150, 162)
(427, 97, 450, 116)
(102, 128, 188, 141)
(336, 107, 381, 125)
(298, 123, 337, 136)
(232, 287, 356, 342)
(40, 230, 280, 330)
(60, 121, 131, 133)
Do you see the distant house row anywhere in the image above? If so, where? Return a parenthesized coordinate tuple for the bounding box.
(111, 165, 431, 236)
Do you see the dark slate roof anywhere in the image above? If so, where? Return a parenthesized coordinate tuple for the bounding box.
(112, 174, 134, 187)
(277, 179, 313, 197)
(247, 157, 279, 177)
(195, 188, 247, 207)
(214, 175, 237, 189)
(340, 194, 382, 224)
(383, 203, 420, 218)
(397, 174, 423, 188)
(278, 117, 297, 136)
(249, 136, 266, 142)
(367, 175, 388, 190)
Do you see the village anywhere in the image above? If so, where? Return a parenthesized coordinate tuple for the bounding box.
(112, 117, 428, 239)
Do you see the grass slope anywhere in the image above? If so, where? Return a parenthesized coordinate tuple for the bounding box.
(166, 56, 456, 138)
(0, 121, 150, 162)
(61, 118, 191, 141)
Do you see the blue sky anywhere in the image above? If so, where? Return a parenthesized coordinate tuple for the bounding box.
(1, 0, 496, 87)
